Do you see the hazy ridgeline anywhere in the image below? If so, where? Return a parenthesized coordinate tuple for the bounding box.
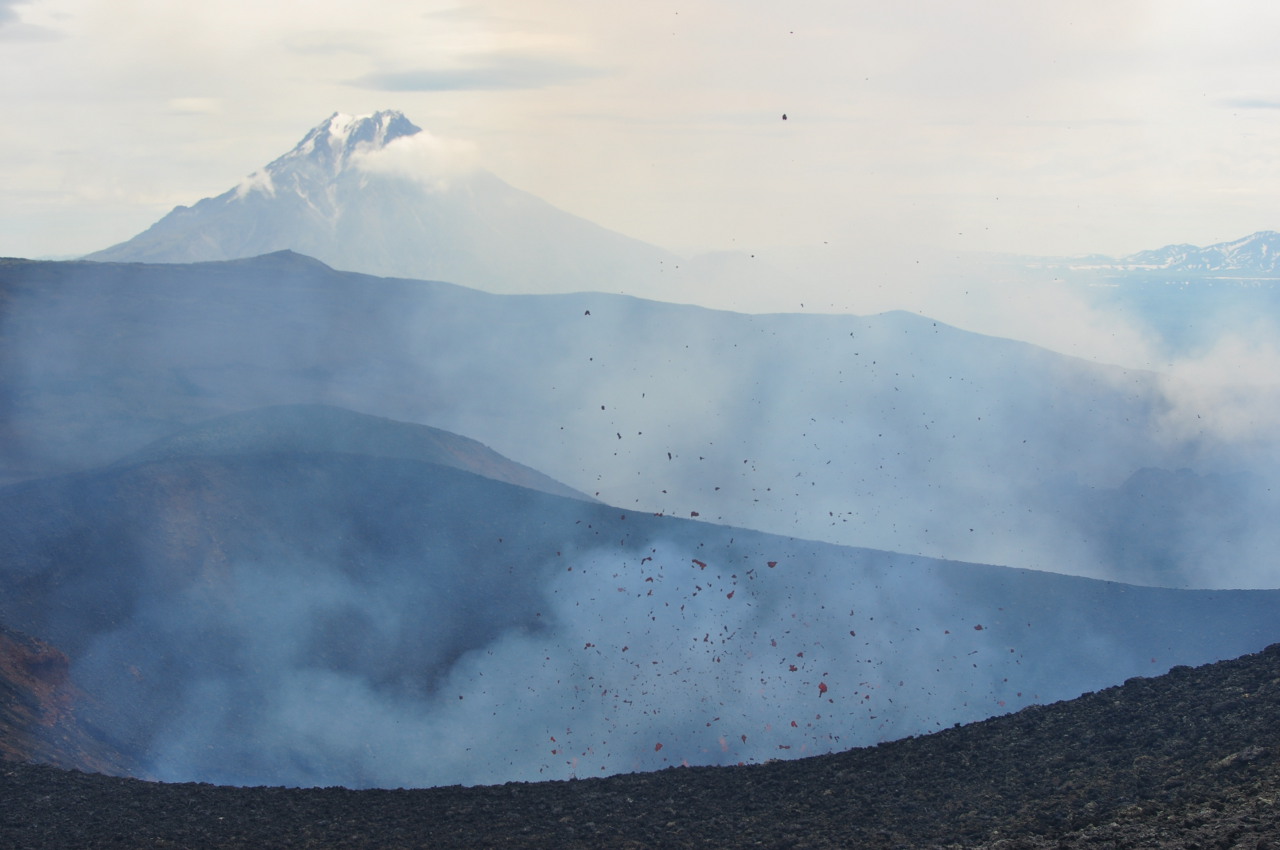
(4, 254, 1279, 588)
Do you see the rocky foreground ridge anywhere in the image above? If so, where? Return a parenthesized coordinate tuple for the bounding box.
(3, 642, 1279, 848)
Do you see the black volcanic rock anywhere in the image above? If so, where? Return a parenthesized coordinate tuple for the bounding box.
(1, 643, 1278, 849)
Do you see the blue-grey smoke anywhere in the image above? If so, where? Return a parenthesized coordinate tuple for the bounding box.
(0, 451, 1266, 789)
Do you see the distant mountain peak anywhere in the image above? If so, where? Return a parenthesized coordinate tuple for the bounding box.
(282, 110, 421, 169)
(83, 109, 676, 292)
(234, 110, 423, 198)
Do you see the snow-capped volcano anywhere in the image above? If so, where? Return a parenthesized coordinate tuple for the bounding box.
(296, 111, 421, 166)
(85, 110, 678, 294)
(246, 110, 423, 188)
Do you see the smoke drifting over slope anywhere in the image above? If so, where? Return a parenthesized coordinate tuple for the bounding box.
(3, 254, 1278, 588)
(0, 412, 1277, 789)
(4, 248, 1280, 786)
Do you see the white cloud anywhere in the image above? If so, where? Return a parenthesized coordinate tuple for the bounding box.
(349, 129, 479, 191)
(0, 0, 59, 40)
(168, 97, 223, 115)
(0, 0, 28, 24)
(350, 54, 604, 92)
(233, 169, 274, 200)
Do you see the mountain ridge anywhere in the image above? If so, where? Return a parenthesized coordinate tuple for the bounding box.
(110, 403, 597, 503)
(1049, 230, 1280, 273)
(1118, 230, 1280, 272)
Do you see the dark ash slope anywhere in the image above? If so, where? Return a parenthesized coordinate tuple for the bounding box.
(3, 643, 1279, 849)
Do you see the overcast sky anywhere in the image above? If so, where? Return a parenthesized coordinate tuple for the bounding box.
(3, 0, 1280, 263)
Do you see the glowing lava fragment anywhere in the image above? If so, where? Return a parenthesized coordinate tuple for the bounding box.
(692, 559, 707, 569)
(790, 720, 798, 727)
(767, 561, 778, 568)
(726, 591, 735, 599)
(690, 511, 700, 517)
(818, 682, 829, 695)
(654, 743, 663, 752)
(973, 624, 984, 631)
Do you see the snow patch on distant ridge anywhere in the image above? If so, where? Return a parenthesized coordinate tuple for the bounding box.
(1068, 231, 1280, 274)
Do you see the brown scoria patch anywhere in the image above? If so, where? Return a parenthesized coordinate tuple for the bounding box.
(0, 626, 139, 778)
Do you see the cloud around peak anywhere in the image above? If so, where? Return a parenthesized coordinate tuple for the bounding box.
(348, 128, 481, 190)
